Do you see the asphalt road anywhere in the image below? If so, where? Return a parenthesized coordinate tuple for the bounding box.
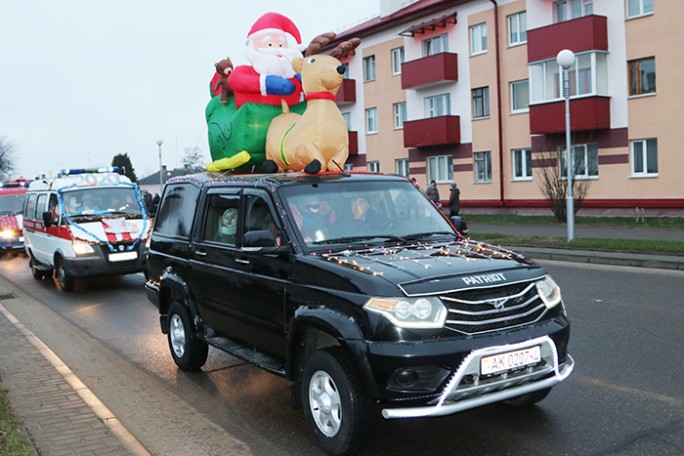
(1, 254, 683, 455)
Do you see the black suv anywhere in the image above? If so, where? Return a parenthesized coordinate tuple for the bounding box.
(145, 171, 573, 455)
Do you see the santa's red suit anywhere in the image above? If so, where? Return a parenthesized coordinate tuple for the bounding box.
(227, 65, 302, 108)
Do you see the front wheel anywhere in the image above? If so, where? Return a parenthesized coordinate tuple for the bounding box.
(29, 254, 47, 280)
(302, 347, 376, 456)
(167, 301, 208, 370)
(54, 257, 75, 292)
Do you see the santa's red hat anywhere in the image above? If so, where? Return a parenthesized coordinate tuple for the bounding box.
(247, 12, 302, 46)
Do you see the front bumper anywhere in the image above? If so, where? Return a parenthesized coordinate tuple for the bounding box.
(381, 336, 574, 419)
(63, 243, 147, 278)
(0, 236, 24, 250)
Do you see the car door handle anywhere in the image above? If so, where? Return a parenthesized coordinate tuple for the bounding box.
(235, 258, 250, 265)
(195, 250, 207, 256)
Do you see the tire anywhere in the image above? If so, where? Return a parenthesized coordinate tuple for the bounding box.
(302, 347, 376, 456)
(503, 387, 552, 407)
(167, 301, 208, 371)
(54, 256, 75, 292)
(29, 254, 47, 280)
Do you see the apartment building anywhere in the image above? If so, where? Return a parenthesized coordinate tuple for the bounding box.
(332, 0, 683, 216)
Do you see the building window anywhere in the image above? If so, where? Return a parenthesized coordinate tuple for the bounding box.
(511, 80, 530, 113)
(631, 139, 658, 176)
(560, 143, 599, 178)
(391, 47, 404, 75)
(342, 112, 352, 130)
(426, 94, 451, 118)
(474, 152, 492, 182)
(396, 159, 410, 177)
(393, 102, 407, 129)
(472, 87, 490, 119)
(423, 34, 448, 56)
(427, 155, 453, 183)
(508, 12, 527, 46)
(367, 161, 380, 173)
(470, 23, 487, 55)
(554, 0, 593, 23)
(530, 52, 608, 103)
(343, 163, 354, 171)
(365, 107, 378, 134)
(627, 0, 653, 18)
(363, 55, 376, 82)
(628, 57, 656, 96)
(512, 149, 533, 180)
(341, 62, 350, 79)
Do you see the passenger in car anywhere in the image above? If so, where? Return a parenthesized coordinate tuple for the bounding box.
(215, 207, 238, 245)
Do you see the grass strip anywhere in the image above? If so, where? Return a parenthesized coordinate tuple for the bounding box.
(0, 386, 34, 456)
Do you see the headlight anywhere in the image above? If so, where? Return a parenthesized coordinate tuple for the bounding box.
(536, 275, 562, 309)
(72, 241, 95, 255)
(0, 229, 17, 239)
(364, 297, 446, 329)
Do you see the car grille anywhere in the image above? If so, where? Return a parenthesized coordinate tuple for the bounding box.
(441, 282, 547, 335)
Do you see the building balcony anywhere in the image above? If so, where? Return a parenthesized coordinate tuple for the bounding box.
(403, 116, 460, 148)
(527, 15, 608, 62)
(336, 78, 356, 105)
(348, 131, 358, 156)
(529, 96, 610, 135)
(401, 53, 458, 90)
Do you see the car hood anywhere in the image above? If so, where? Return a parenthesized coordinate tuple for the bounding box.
(304, 239, 545, 296)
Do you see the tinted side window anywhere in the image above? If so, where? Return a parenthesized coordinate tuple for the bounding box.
(202, 194, 240, 246)
(25, 194, 37, 219)
(35, 194, 48, 220)
(154, 184, 200, 238)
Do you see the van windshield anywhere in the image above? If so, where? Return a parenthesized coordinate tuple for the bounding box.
(0, 194, 26, 214)
(280, 179, 457, 248)
(61, 187, 143, 217)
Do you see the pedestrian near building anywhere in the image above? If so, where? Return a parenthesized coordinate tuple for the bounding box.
(448, 182, 460, 216)
(425, 180, 440, 206)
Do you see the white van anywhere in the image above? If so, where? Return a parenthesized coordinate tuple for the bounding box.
(23, 167, 151, 291)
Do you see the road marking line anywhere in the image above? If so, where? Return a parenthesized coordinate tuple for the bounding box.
(0, 302, 152, 456)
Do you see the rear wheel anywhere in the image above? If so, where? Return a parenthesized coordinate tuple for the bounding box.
(167, 301, 208, 370)
(503, 387, 552, 407)
(29, 254, 47, 280)
(54, 256, 74, 292)
(302, 347, 376, 456)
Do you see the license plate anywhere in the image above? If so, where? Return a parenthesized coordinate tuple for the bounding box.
(480, 345, 541, 376)
(109, 251, 138, 262)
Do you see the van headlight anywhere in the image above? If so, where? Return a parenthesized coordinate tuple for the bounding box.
(72, 241, 95, 255)
(364, 297, 446, 329)
(0, 229, 18, 239)
(536, 275, 562, 309)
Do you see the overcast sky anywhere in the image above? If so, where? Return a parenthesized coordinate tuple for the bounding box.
(0, 1, 378, 179)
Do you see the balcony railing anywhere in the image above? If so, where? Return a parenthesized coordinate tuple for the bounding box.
(401, 53, 458, 90)
(527, 15, 608, 62)
(529, 96, 610, 134)
(403, 116, 460, 148)
(336, 79, 356, 105)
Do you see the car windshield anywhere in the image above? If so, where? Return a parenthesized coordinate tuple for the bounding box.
(280, 179, 457, 249)
(0, 194, 26, 214)
(61, 187, 143, 217)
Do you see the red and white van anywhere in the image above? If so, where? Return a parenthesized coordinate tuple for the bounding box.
(23, 167, 151, 291)
(0, 179, 30, 252)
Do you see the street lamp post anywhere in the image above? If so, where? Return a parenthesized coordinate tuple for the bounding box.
(557, 49, 575, 242)
(156, 139, 164, 190)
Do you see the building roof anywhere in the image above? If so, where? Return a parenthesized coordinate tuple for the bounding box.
(138, 166, 204, 185)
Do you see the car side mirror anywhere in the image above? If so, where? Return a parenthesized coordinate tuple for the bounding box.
(42, 211, 54, 227)
(450, 215, 469, 235)
(242, 229, 287, 253)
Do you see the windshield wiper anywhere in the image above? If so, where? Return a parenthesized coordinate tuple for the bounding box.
(312, 234, 406, 245)
(402, 231, 458, 241)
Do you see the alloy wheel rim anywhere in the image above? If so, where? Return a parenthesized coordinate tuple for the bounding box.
(169, 314, 186, 358)
(309, 370, 342, 437)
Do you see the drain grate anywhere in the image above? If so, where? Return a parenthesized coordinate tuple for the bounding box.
(0, 293, 16, 301)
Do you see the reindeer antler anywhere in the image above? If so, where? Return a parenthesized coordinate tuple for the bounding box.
(304, 32, 337, 57)
(330, 38, 362, 60)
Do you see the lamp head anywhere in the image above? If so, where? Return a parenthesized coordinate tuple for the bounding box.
(556, 49, 575, 69)
(156, 139, 163, 146)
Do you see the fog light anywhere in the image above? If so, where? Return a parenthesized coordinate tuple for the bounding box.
(394, 369, 419, 389)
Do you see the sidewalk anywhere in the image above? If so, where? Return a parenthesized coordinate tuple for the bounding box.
(469, 221, 684, 271)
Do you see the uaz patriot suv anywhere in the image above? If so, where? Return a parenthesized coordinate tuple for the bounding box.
(145, 171, 573, 455)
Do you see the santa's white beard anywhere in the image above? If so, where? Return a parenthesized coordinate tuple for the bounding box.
(246, 45, 301, 78)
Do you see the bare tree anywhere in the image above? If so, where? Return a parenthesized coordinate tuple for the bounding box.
(537, 149, 591, 222)
(181, 147, 206, 169)
(0, 136, 16, 179)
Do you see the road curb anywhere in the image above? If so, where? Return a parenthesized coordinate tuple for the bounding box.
(509, 245, 684, 270)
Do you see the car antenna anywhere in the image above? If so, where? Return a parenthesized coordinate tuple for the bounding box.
(332, 160, 350, 177)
